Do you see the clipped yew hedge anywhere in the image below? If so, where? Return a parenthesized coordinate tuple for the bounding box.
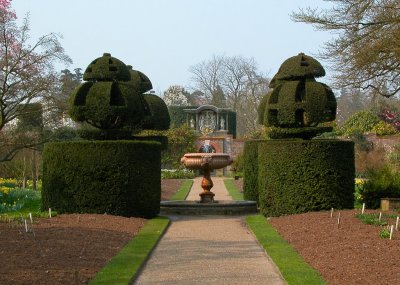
(142, 93, 170, 130)
(258, 140, 354, 216)
(42, 140, 161, 218)
(243, 140, 261, 202)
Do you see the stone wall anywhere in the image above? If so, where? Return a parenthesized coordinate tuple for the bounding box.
(365, 134, 400, 152)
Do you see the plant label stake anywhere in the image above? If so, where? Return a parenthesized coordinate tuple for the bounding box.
(49, 208, 52, 218)
(396, 217, 399, 231)
(379, 212, 382, 222)
(361, 203, 365, 214)
(29, 213, 33, 224)
(330, 208, 334, 218)
(24, 219, 28, 233)
(390, 225, 394, 240)
(337, 212, 341, 228)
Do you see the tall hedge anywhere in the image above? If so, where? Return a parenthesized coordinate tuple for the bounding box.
(227, 110, 237, 139)
(42, 141, 161, 218)
(168, 105, 198, 128)
(258, 140, 355, 216)
(243, 140, 261, 202)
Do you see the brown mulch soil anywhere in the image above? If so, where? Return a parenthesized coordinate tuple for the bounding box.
(0, 179, 182, 285)
(0, 214, 146, 285)
(269, 209, 400, 285)
(2, 179, 399, 285)
(161, 179, 183, 200)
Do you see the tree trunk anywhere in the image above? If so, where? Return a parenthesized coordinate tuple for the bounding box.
(31, 149, 37, 191)
(22, 148, 27, 189)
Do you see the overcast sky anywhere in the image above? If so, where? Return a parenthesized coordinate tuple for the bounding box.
(13, 0, 334, 94)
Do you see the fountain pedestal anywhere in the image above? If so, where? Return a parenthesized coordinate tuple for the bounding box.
(181, 153, 232, 203)
(200, 167, 215, 203)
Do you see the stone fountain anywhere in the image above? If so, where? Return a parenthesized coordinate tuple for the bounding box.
(160, 152, 257, 216)
(181, 153, 232, 203)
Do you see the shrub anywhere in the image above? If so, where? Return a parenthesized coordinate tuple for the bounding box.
(139, 126, 198, 169)
(168, 105, 197, 128)
(0, 188, 40, 213)
(371, 121, 398, 136)
(231, 151, 244, 176)
(161, 169, 195, 179)
(258, 140, 355, 216)
(243, 140, 261, 202)
(359, 165, 400, 209)
(340, 110, 380, 136)
(42, 141, 161, 218)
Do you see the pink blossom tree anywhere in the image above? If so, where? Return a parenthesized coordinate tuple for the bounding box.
(0, 0, 71, 131)
(0, 0, 71, 162)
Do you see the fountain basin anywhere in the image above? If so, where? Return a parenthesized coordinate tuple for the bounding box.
(180, 153, 232, 170)
(180, 153, 233, 203)
(160, 200, 258, 215)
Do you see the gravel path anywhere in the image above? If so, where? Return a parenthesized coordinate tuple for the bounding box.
(133, 177, 286, 285)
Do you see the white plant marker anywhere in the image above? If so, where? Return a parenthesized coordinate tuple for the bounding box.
(390, 225, 394, 240)
(29, 213, 33, 224)
(337, 212, 341, 228)
(396, 217, 399, 231)
(379, 212, 382, 222)
(330, 208, 334, 218)
(24, 219, 28, 232)
(49, 208, 52, 218)
(361, 203, 365, 214)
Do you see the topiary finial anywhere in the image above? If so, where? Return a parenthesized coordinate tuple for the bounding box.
(83, 53, 131, 82)
(258, 53, 336, 139)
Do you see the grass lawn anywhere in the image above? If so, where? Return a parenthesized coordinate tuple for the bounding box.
(223, 178, 244, 201)
(169, 179, 193, 200)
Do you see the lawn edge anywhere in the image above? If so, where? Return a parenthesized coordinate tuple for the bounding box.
(89, 216, 170, 285)
(169, 179, 193, 201)
(246, 214, 327, 285)
(223, 178, 244, 201)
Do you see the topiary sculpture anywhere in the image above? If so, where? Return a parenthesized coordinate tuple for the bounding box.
(258, 53, 337, 139)
(69, 53, 169, 139)
(43, 53, 168, 218)
(244, 53, 355, 217)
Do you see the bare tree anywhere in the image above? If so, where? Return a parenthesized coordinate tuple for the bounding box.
(189, 54, 270, 136)
(221, 56, 255, 111)
(291, 0, 400, 98)
(236, 74, 270, 135)
(189, 54, 225, 102)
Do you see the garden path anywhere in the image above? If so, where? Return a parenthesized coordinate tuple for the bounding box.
(132, 177, 286, 285)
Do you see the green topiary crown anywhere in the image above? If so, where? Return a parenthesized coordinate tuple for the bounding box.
(69, 53, 170, 138)
(258, 53, 337, 139)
